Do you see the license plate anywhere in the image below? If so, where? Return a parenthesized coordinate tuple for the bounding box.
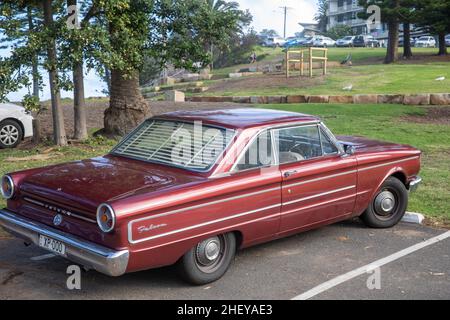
(39, 235, 66, 256)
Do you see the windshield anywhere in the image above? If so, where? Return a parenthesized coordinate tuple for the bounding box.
(418, 37, 429, 41)
(343, 37, 353, 40)
(111, 119, 235, 172)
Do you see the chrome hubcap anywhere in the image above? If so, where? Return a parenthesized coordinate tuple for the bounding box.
(374, 190, 396, 216)
(196, 236, 221, 266)
(0, 125, 19, 146)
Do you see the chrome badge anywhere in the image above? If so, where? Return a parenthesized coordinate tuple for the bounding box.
(53, 214, 63, 226)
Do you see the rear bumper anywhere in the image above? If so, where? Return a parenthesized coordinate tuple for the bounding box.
(409, 176, 422, 193)
(0, 209, 129, 277)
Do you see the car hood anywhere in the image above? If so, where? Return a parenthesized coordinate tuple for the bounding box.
(337, 135, 415, 153)
(19, 155, 203, 212)
(0, 103, 26, 117)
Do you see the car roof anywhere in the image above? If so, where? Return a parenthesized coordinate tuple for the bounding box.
(157, 108, 320, 130)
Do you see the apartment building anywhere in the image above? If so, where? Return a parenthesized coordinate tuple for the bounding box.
(327, 0, 368, 35)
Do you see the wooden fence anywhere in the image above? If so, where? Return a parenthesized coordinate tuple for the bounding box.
(285, 47, 328, 78)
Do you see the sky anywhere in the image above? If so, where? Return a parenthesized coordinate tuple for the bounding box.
(2, 0, 317, 102)
(237, 0, 318, 36)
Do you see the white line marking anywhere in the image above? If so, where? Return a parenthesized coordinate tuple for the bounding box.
(292, 230, 450, 300)
(30, 253, 56, 261)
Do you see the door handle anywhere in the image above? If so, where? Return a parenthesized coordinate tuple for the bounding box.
(284, 170, 298, 178)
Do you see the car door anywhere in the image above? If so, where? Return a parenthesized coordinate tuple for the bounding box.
(274, 123, 358, 235)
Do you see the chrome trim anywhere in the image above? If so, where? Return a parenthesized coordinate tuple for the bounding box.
(127, 186, 280, 244)
(283, 185, 356, 206)
(96, 203, 116, 233)
(0, 209, 129, 277)
(409, 176, 422, 193)
(1, 175, 15, 200)
(24, 197, 96, 224)
(358, 156, 420, 172)
(130, 204, 281, 244)
(283, 170, 357, 188)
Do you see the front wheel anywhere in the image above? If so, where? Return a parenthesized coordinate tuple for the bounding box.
(361, 177, 408, 228)
(0, 119, 23, 149)
(177, 233, 236, 285)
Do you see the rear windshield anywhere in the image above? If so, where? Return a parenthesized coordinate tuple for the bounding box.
(111, 119, 235, 171)
(343, 36, 353, 40)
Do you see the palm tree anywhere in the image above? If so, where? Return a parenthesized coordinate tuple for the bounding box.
(204, 0, 245, 70)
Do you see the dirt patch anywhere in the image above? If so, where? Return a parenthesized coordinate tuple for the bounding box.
(35, 100, 246, 141)
(402, 106, 450, 125)
(206, 74, 325, 94)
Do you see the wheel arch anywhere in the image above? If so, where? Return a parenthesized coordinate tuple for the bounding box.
(0, 118, 25, 140)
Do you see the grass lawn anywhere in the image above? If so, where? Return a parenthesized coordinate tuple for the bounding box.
(261, 103, 450, 224)
(195, 47, 450, 97)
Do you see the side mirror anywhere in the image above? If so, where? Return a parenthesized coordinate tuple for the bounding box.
(344, 144, 355, 156)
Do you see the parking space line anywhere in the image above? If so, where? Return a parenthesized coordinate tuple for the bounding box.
(292, 230, 450, 300)
(30, 253, 56, 261)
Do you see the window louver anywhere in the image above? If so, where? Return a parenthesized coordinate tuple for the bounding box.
(112, 120, 235, 171)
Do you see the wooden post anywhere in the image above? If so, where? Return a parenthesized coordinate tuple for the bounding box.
(309, 47, 313, 78)
(323, 48, 328, 76)
(286, 51, 289, 78)
(300, 50, 304, 77)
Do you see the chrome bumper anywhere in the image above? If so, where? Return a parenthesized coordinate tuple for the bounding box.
(409, 176, 422, 193)
(0, 209, 129, 277)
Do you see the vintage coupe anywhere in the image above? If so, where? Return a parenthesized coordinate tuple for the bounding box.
(0, 109, 422, 284)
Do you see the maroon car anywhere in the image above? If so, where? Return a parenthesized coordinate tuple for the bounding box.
(0, 109, 422, 284)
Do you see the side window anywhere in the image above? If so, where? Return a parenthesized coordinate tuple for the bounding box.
(235, 131, 273, 171)
(320, 129, 339, 155)
(275, 125, 323, 164)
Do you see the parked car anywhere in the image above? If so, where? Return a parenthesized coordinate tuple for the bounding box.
(283, 38, 304, 49)
(0, 109, 422, 285)
(312, 36, 336, 47)
(353, 35, 379, 47)
(399, 37, 416, 47)
(301, 36, 315, 47)
(415, 36, 436, 48)
(0, 103, 33, 149)
(265, 37, 286, 47)
(336, 36, 355, 47)
(445, 35, 450, 47)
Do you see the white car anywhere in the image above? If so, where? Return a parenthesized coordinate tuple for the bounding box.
(265, 37, 287, 47)
(0, 103, 33, 148)
(336, 36, 355, 47)
(313, 36, 336, 47)
(415, 36, 436, 48)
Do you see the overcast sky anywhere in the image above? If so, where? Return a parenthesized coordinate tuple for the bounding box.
(237, 0, 318, 36)
(2, 0, 318, 102)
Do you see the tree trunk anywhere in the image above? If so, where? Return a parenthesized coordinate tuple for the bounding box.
(403, 23, 412, 59)
(43, 0, 67, 146)
(385, 20, 399, 64)
(438, 32, 448, 56)
(103, 70, 151, 137)
(73, 62, 88, 140)
(68, 0, 88, 141)
(27, 6, 40, 99)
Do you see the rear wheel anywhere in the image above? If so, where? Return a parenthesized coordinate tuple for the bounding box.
(361, 177, 408, 228)
(177, 233, 236, 285)
(0, 120, 23, 149)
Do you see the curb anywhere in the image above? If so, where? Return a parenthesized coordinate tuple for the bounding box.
(402, 212, 425, 225)
(186, 93, 450, 106)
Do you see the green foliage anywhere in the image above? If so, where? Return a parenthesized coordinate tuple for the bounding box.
(325, 25, 356, 40)
(314, 0, 328, 32)
(413, 0, 450, 35)
(213, 29, 259, 68)
(21, 93, 43, 114)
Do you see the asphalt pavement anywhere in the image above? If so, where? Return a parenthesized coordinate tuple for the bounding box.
(0, 219, 448, 300)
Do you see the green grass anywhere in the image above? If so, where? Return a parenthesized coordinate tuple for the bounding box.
(261, 103, 450, 222)
(202, 47, 450, 97)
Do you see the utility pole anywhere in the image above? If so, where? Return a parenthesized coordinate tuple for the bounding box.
(279, 6, 293, 38)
